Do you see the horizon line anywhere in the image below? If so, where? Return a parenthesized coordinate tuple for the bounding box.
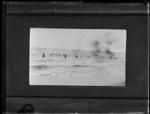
(30, 47, 125, 53)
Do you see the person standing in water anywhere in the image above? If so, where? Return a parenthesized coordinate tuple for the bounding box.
(75, 55, 78, 59)
(42, 53, 45, 58)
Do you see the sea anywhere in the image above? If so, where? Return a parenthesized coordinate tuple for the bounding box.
(29, 48, 126, 86)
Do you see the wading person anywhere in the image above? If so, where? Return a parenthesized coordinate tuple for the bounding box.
(75, 55, 78, 59)
(105, 49, 114, 59)
(42, 53, 45, 58)
(63, 54, 67, 58)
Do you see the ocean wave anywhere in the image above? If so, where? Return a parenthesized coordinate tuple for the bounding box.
(72, 65, 91, 67)
(31, 65, 49, 70)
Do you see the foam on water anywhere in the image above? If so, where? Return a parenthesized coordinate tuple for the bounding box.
(29, 48, 126, 86)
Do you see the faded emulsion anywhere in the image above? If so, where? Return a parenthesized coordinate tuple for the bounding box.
(29, 28, 126, 86)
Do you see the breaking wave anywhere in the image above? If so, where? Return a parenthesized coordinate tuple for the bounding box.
(31, 65, 49, 70)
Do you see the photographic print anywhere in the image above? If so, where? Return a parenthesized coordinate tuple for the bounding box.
(29, 28, 126, 86)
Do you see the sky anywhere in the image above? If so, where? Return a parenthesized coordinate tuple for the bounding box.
(30, 28, 126, 52)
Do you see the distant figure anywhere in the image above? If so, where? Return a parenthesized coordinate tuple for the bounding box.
(42, 53, 45, 58)
(63, 54, 67, 58)
(105, 49, 114, 59)
(75, 55, 78, 58)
